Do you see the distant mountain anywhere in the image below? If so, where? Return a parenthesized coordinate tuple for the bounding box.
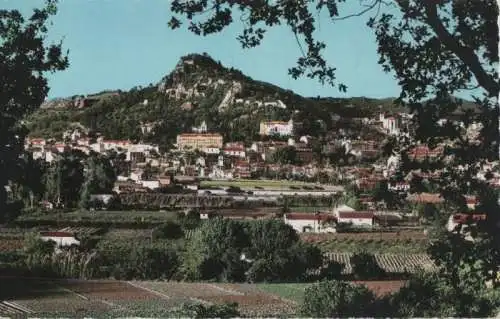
(26, 53, 480, 149)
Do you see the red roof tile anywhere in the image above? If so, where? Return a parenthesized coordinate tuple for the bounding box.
(286, 213, 336, 221)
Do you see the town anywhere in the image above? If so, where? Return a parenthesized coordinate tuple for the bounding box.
(1, 1, 499, 318)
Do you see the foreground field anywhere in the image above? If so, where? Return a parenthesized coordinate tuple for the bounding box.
(0, 278, 407, 317)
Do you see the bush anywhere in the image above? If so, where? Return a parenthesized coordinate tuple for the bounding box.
(152, 221, 184, 240)
(320, 260, 344, 280)
(300, 280, 376, 317)
(177, 302, 240, 318)
(350, 251, 386, 280)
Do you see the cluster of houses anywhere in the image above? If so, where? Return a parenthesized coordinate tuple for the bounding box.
(24, 108, 499, 205)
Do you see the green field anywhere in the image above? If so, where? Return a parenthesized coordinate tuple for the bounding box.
(200, 179, 322, 189)
(16, 210, 180, 224)
(256, 283, 310, 303)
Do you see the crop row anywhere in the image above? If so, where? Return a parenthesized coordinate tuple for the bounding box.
(0, 239, 24, 252)
(324, 253, 437, 274)
(301, 231, 427, 242)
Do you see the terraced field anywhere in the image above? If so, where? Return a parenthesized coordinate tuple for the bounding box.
(0, 239, 24, 252)
(302, 231, 429, 253)
(324, 252, 437, 274)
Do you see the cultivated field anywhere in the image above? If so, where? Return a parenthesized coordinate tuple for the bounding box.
(302, 231, 429, 253)
(16, 210, 179, 224)
(0, 278, 301, 317)
(323, 252, 437, 274)
(0, 278, 410, 317)
(0, 239, 24, 252)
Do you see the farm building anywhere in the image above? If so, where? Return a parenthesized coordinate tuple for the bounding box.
(284, 213, 336, 233)
(39, 231, 80, 248)
(336, 211, 375, 227)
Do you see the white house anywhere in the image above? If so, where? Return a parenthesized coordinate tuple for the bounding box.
(223, 147, 246, 158)
(202, 147, 220, 155)
(336, 211, 375, 227)
(192, 120, 208, 133)
(39, 231, 80, 248)
(388, 182, 410, 192)
(140, 180, 160, 190)
(446, 213, 487, 241)
(284, 213, 337, 233)
(332, 204, 355, 215)
(129, 170, 143, 182)
(259, 120, 294, 136)
(379, 113, 400, 135)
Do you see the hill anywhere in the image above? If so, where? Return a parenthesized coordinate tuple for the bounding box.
(25, 53, 479, 149)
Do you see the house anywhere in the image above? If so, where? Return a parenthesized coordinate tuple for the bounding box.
(102, 140, 132, 151)
(407, 193, 476, 208)
(379, 113, 400, 135)
(388, 182, 410, 192)
(159, 175, 171, 187)
(140, 180, 161, 190)
(223, 142, 246, 158)
(336, 211, 375, 227)
(192, 120, 208, 133)
(27, 138, 46, 147)
(234, 160, 251, 179)
(407, 145, 444, 161)
(295, 146, 314, 164)
(259, 120, 294, 136)
(176, 133, 223, 150)
(39, 231, 80, 248)
(284, 213, 337, 233)
(202, 146, 220, 155)
(446, 213, 491, 241)
(200, 210, 273, 220)
(54, 143, 68, 153)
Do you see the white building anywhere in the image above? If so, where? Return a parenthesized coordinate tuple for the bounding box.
(192, 120, 208, 133)
(379, 113, 400, 135)
(202, 147, 220, 155)
(284, 213, 336, 233)
(39, 231, 80, 248)
(223, 147, 246, 158)
(259, 120, 294, 136)
(336, 211, 374, 227)
(140, 180, 160, 190)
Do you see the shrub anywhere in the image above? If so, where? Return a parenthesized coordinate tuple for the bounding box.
(350, 251, 386, 280)
(300, 280, 376, 317)
(152, 221, 184, 240)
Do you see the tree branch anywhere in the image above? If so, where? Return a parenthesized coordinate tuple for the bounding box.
(423, 3, 499, 98)
(332, 0, 380, 21)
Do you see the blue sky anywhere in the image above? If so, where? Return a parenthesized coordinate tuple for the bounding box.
(10, 1, 404, 99)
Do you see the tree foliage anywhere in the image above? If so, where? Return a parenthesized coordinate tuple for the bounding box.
(0, 1, 68, 221)
(300, 280, 376, 318)
(350, 251, 386, 280)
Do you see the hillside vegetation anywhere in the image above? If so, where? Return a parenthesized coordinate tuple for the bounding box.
(26, 53, 478, 150)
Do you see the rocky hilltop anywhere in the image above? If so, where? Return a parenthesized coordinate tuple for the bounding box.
(26, 53, 477, 149)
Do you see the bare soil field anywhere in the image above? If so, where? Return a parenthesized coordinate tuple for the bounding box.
(0, 278, 410, 317)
